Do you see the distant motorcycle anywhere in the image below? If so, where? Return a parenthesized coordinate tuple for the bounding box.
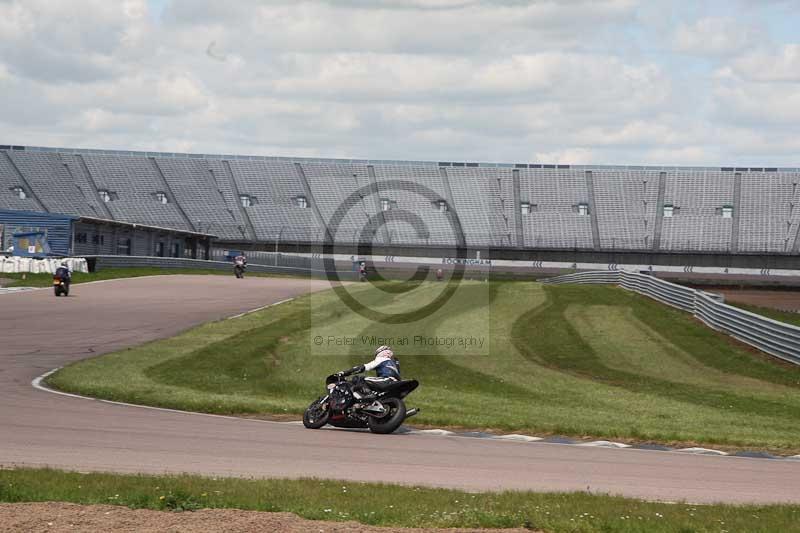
(233, 255, 247, 279)
(303, 372, 419, 434)
(53, 269, 70, 297)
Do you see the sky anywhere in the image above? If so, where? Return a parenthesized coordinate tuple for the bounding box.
(0, 0, 798, 166)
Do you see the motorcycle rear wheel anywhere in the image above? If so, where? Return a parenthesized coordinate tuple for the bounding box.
(303, 398, 330, 429)
(367, 397, 406, 434)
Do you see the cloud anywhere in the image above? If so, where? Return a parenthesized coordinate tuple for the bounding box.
(161, 0, 637, 55)
(672, 17, 760, 56)
(40, 73, 209, 116)
(713, 80, 800, 125)
(534, 147, 598, 165)
(0, 0, 154, 83)
(729, 44, 800, 82)
(0, 0, 798, 167)
(711, 44, 800, 128)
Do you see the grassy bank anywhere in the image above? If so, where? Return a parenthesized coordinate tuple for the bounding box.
(1, 468, 798, 531)
(4, 267, 299, 288)
(728, 302, 800, 328)
(47, 281, 800, 452)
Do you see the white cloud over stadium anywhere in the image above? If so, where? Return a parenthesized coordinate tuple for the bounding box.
(0, 0, 797, 165)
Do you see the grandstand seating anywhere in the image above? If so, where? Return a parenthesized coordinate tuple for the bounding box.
(58, 153, 114, 220)
(738, 172, 799, 253)
(660, 171, 734, 252)
(301, 162, 376, 244)
(227, 160, 318, 242)
(81, 154, 191, 231)
(372, 164, 457, 246)
(446, 166, 513, 247)
(0, 152, 36, 212)
(592, 169, 660, 250)
(154, 158, 244, 239)
(7, 151, 92, 216)
(518, 168, 594, 249)
(2, 145, 800, 255)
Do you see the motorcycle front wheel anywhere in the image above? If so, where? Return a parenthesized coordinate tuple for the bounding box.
(302, 398, 330, 429)
(367, 397, 406, 434)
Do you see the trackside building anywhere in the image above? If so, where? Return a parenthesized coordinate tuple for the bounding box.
(0, 209, 214, 260)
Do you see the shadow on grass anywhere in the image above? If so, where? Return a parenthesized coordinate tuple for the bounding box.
(512, 285, 800, 421)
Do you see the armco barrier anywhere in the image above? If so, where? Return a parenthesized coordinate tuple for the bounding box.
(543, 270, 800, 365)
(537, 271, 621, 285)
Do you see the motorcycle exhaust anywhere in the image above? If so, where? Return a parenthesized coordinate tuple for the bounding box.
(405, 408, 419, 418)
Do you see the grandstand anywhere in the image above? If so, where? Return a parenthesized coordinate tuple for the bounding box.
(3, 145, 800, 264)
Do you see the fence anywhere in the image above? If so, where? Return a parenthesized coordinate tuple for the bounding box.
(542, 270, 800, 365)
(208, 249, 313, 270)
(85, 255, 356, 280)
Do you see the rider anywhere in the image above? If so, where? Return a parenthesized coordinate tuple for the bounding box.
(331, 345, 401, 390)
(233, 254, 247, 267)
(54, 261, 72, 281)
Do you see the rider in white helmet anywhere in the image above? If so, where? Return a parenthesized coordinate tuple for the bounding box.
(334, 345, 401, 383)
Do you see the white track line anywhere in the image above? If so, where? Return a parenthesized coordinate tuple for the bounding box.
(228, 298, 294, 319)
(31, 371, 788, 459)
(578, 440, 632, 448)
(25, 296, 796, 460)
(675, 447, 728, 456)
(32, 368, 295, 425)
(30, 297, 302, 424)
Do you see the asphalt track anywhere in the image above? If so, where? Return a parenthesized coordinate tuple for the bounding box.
(2, 275, 799, 505)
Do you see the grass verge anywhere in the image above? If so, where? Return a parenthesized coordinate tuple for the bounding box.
(3, 267, 300, 288)
(726, 302, 800, 328)
(46, 281, 800, 453)
(1, 467, 798, 532)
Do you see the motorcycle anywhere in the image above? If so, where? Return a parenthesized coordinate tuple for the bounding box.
(303, 373, 419, 434)
(233, 263, 246, 279)
(53, 274, 70, 297)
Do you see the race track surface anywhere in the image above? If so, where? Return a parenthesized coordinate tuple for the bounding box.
(2, 275, 799, 505)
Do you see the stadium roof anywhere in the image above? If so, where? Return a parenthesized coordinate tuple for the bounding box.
(2, 144, 798, 173)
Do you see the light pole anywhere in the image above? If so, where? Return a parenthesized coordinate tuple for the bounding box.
(274, 226, 285, 266)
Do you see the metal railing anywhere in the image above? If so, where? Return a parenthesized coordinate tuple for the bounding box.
(542, 270, 800, 365)
(85, 255, 355, 280)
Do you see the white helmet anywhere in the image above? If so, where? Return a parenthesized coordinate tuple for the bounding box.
(374, 345, 393, 359)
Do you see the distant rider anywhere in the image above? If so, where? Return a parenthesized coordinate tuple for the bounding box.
(54, 261, 72, 282)
(54, 261, 72, 291)
(233, 254, 247, 277)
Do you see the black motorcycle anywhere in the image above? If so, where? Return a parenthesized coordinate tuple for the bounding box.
(303, 372, 419, 434)
(53, 268, 70, 297)
(233, 263, 246, 279)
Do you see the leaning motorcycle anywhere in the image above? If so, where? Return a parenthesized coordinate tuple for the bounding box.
(303, 373, 419, 434)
